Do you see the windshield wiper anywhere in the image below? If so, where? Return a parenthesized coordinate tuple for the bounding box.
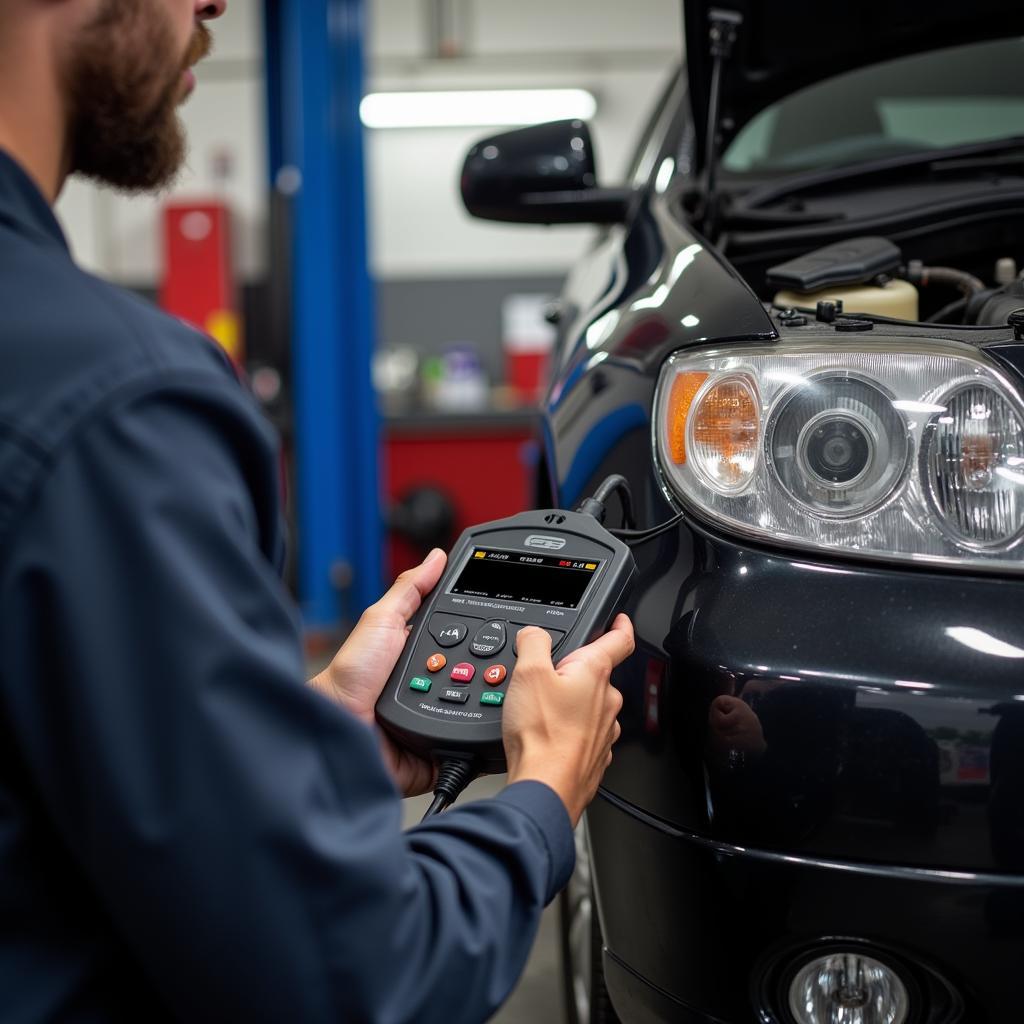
(741, 135, 1024, 209)
(929, 150, 1024, 173)
(719, 205, 846, 229)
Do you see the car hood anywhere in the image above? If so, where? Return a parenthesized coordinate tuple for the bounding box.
(684, 0, 1024, 173)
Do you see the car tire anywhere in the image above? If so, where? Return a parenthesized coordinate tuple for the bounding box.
(559, 819, 621, 1024)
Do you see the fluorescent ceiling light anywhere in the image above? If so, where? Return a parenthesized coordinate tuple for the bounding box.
(360, 89, 597, 129)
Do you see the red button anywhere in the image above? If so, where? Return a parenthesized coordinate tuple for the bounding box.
(426, 653, 446, 673)
(450, 662, 475, 684)
(483, 664, 507, 686)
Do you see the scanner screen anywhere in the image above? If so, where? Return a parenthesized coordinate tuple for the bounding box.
(450, 548, 601, 609)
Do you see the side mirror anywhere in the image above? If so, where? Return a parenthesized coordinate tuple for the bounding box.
(460, 119, 632, 225)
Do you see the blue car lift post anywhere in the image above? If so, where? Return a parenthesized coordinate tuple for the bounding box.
(263, 0, 382, 632)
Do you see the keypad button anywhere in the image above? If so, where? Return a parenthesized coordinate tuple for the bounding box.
(450, 662, 476, 684)
(483, 664, 507, 686)
(431, 621, 468, 648)
(513, 626, 566, 655)
(470, 620, 507, 657)
(426, 653, 446, 673)
(440, 687, 470, 704)
(480, 691, 504, 706)
(408, 677, 432, 692)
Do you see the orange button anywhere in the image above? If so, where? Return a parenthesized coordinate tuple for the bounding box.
(483, 664, 507, 686)
(426, 653, 447, 673)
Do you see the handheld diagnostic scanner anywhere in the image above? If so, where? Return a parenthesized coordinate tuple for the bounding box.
(375, 506, 637, 790)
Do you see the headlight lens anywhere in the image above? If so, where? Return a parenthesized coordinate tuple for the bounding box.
(656, 339, 1024, 570)
(788, 952, 909, 1024)
(769, 374, 908, 517)
(922, 383, 1024, 546)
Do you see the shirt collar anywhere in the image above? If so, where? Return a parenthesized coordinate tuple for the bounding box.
(0, 149, 70, 254)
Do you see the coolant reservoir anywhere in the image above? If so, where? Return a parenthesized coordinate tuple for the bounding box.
(774, 278, 919, 321)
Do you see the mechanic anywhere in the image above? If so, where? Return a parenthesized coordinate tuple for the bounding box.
(0, 2, 634, 1021)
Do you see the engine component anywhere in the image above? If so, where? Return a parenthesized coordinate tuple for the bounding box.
(904, 260, 985, 298)
(766, 237, 903, 292)
(995, 257, 1018, 285)
(774, 279, 919, 320)
(974, 276, 1024, 328)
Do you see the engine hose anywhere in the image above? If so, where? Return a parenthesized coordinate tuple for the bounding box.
(904, 261, 985, 297)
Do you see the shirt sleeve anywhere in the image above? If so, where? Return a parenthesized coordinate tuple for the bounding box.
(0, 379, 574, 1024)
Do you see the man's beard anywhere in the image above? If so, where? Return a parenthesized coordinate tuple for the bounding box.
(63, 0, 211, 193)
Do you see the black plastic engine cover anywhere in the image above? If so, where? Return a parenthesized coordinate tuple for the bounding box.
(766, 236, 903, 292)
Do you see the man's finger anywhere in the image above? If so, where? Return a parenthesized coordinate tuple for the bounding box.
(514, 626, 553, 667)
(368, 548, 446, 624)
(559, 614, 635, 672)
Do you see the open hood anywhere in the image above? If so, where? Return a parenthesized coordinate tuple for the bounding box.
(684, 1, 1024, 174)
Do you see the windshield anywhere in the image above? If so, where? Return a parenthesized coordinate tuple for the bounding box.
(722, 37, 1024, 175)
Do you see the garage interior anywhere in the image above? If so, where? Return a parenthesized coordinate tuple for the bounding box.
(50, 3, 679, 1019)
(40, 2, 1024, 1021)
(54, 0, 680, 628)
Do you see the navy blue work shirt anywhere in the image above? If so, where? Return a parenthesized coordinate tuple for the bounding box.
(0, 151, 574, 1023)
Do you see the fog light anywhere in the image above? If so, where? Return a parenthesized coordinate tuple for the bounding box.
(788, 952, 909, 1024)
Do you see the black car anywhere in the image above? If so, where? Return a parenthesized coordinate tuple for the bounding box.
(461, 4, 1024, 1023)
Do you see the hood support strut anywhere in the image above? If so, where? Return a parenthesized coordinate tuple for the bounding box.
(700, 7, 742, 238)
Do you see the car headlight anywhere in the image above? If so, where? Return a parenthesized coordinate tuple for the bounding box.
(655, 338, 1024, 570)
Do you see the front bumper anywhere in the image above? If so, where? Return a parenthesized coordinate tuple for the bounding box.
(593, 518, 1024, 1022)
(591, 790, 1021, 1023)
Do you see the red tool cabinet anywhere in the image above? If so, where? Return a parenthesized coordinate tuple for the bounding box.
(383, 411, 540, 581)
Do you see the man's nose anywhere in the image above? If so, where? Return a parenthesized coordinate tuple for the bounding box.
(195, 1, 227, 20)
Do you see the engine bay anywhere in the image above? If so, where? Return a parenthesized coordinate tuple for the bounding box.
(762, 235, 1024, 330)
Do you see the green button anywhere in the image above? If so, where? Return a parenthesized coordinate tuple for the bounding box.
(409, 677, 432, 692)
(480, 691, 504, 706)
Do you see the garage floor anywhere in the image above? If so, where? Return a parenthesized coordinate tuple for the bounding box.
(402, 775, 564, 1024)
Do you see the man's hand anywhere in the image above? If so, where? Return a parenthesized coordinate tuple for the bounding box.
(310, 549, 447, 797)
(502, 615, 634, 826)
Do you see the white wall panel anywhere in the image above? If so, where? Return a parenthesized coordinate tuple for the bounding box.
(369, 0, 426, 57)
(366, 125, 594, 277)
(206, 0, 262, 61)
(470, 0, 681, 55)
(54, 177, 105, 275)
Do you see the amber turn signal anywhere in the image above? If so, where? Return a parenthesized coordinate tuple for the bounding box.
(665, 371, 709, 464)
(690, 376, 760, 490)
